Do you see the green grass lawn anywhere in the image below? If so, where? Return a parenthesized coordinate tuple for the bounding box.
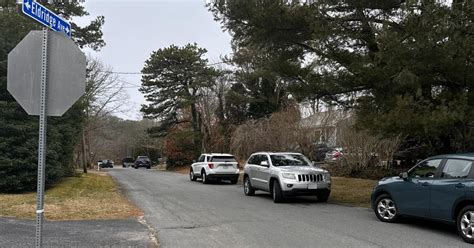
(0, 172, 141, 220)
(329, 177, 377, 208)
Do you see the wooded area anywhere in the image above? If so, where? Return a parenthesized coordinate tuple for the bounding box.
(141, 1, 474, 172)
(1, 0, 473, 191)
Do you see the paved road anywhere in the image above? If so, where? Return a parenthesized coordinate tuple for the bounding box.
(0, 217, 153, 247)
(109, 168, 470, 248)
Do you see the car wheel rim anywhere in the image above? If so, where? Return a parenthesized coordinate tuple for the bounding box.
(190, 171, 193, 180)
(377, 198, 397, 220)
(461, 211, 474, 239)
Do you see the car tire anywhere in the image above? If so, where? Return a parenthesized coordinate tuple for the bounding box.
(190, 169, 197, 181)
(374, 194, 399, 223)
(457, 205, 474, 244)
(272, 180, 284, 203)
(202, 170, 209, 184)
(243, 176, 255, 196)
(134, 166, 138, 169)
(317, 192, 330, 202)
(147, 166, 150, 169)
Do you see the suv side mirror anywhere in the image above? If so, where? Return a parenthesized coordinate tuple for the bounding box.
(260, 161, 269, 167)
(400, 172, 408, 180)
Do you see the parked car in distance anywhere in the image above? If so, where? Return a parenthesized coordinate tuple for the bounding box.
(99, 159, 114, 168)
(371, 154, 474, 244)
(122, 157, 134, 168)
(134, 156, 151, 169)
(314, 143, 331, 162)
(243, 152, 331, 203)
(325, 147, 343, 163)
(189, 153, 240, 184)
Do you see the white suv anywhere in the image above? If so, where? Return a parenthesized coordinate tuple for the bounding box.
(243, 152, 331, 203)
(189, 153, 240, 184)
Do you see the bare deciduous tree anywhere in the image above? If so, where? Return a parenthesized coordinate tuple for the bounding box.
(75, 57, 129, 172)
(337, 120, 402, 170)
(229, 106, 319, 162)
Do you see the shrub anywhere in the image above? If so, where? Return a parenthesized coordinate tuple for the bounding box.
(230, 106, 319, 160)
(325, 163, 412, 180)
(163, 129, 198, 170)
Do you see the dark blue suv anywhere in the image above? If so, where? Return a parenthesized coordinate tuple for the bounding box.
(371, 154, 474, 243)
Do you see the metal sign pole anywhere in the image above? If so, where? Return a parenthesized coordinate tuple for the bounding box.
(35, 27, 49, 248)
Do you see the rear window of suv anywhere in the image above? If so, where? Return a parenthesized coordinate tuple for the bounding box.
(210, 156, 236, 162)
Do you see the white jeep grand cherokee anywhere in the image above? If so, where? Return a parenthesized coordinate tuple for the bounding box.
(243, 152, 331, 203)
(189, 153, 240, 184)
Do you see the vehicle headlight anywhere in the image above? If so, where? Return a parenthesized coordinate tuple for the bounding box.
(323, 173, 331, 182)
(282, 173, 296, 180)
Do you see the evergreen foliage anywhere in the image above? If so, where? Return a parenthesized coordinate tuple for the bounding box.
(209, 0, 474, 158)
(0, 0, 104, 192)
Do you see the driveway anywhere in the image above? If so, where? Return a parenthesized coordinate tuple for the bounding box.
(109, 168, 470, 248)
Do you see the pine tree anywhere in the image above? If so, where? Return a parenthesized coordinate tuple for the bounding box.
(140, 43, 217, 154)
(209, 0, 474, 157)
(0, 0, 105, 192)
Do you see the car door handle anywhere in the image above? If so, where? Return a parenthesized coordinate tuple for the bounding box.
(455, 183, 466, 189)
(420, 182, 430, 187)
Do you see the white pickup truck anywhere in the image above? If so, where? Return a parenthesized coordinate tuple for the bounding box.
(189, 153, 240, 184)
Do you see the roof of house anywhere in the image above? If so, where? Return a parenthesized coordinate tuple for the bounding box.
(300, 110, 351, 128)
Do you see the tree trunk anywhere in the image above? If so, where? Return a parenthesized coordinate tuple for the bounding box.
(85, 131, 93, 169)
(82, 130, 88, 173)
(190, 103, 201, 153)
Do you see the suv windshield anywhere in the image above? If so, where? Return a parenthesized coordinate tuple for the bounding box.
(137, 156, 150, 162)
(211, 156, 236, 162)
(270, 154, 310, 167)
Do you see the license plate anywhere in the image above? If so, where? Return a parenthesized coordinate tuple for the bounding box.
(308, 184, 318, 189)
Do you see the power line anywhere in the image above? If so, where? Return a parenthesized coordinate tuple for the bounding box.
(99, 61, 227, 75)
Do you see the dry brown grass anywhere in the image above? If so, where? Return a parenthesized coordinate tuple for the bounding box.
(172, 166, 190, 174)
(0, 172, 142, 220)
(329, 177, 377, 208)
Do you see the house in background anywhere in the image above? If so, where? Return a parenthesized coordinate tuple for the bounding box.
(300, 110, 352, 147)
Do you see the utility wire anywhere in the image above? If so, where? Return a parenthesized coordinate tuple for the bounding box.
(99, 61, 227, 75)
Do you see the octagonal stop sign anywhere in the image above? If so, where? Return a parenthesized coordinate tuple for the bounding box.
(7, 30, 86, 116)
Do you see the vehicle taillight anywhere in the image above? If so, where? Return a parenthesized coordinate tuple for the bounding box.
(208, 163, 214, 169)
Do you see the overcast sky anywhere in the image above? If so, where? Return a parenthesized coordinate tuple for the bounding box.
(74, 0, 232, 120)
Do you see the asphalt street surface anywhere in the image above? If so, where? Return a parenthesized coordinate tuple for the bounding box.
(109, 168, 470, 248)
(0, 217, 153, 247)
